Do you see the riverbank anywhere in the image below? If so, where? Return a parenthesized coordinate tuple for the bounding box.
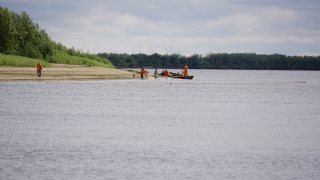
(0, 64, 141, 82)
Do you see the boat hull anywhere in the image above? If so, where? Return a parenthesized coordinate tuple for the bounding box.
(159, 71, 194, 79)
(172, 75, 194, 79)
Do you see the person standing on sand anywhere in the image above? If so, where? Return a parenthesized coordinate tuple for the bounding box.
(154, 68, 158, 79)
(37, 62, 42, 77)
(140, 68, 145, 80)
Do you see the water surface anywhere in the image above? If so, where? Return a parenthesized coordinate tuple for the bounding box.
(1, 69, 320, 179)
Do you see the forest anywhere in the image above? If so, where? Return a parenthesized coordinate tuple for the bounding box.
(97, 52, 320, 70)
(0, 6, 113, 67)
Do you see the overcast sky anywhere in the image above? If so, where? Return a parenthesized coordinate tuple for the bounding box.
(2, 0, 320, 56)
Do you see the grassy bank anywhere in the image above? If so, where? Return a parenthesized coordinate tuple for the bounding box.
(0, 51, 114, 68)
(0, 53, 51, 67)
(46, 50, 114, 68)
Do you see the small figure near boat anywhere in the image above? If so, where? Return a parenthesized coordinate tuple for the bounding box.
(183, 65, 188, 76)
(37, 62, 42, 77)
(164, 69, 169, 79)
(154, 68, 158, 79)
(140, 68, 145, 80)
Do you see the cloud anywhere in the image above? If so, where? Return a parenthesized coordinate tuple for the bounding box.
(1, 0, 320, 55)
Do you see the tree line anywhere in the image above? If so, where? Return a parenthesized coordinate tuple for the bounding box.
(97, 52, 320, 70)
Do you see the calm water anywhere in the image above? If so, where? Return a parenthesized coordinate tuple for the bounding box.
(1, 69, 320, 180)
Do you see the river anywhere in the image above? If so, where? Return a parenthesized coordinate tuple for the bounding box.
(1, 69, 320, 179)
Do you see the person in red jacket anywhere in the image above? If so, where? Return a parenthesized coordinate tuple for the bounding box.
(37, 62, 42, 77)
(140, 68, 145, 80)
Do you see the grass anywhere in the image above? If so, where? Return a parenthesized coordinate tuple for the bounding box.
(127, 69, 140, 73)
(0, 53, 51, 67)
(0, 50, 114, 68)
(46, 50, 114, 68)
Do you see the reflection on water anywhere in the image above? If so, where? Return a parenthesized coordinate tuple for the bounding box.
(1, 70, 320, 179)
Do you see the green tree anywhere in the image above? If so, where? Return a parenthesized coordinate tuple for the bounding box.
(0, 7, 16, 54)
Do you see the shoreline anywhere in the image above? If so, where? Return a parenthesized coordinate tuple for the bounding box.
(0, 64, 141, 82)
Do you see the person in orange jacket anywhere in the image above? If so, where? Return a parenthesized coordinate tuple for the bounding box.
(140, 68, 145, 80)
(183, 65, 188, 76)
(37, 62, 43, 77)
(164, 69, 169, 79)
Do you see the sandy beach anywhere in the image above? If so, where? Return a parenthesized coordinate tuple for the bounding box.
(0, 64, 141, 82)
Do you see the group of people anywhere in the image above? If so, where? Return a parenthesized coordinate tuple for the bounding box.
(36, 62, 188, 80)
(140, 65, 188, 80)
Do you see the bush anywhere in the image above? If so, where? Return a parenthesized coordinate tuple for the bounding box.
(46, 50, 114, 68)
(0, 53, 50, 67)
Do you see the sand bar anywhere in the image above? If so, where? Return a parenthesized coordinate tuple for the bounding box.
(0, 64, 141, 82)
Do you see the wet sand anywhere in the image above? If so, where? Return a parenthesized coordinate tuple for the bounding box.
(0, 64, 141, 82)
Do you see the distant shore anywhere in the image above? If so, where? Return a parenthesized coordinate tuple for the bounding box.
(0, 64, 141, 82)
